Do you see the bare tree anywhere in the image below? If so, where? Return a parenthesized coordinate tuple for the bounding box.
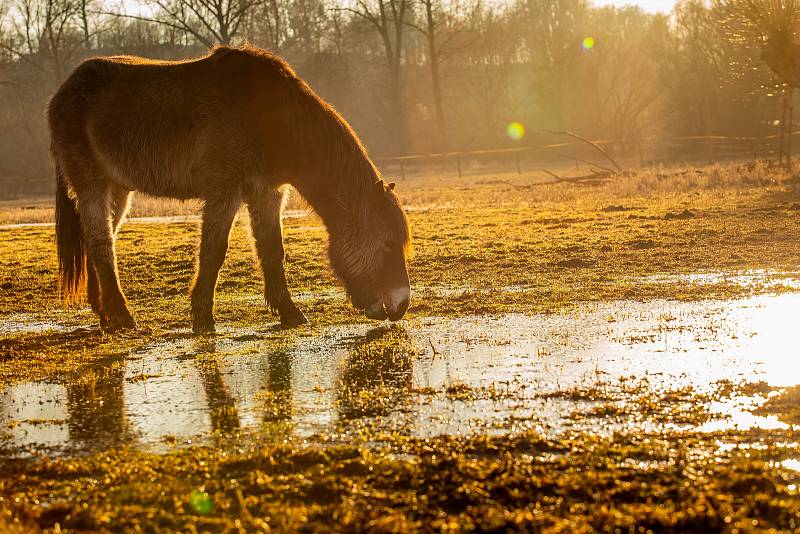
(78, 0, 96, 49)
(458, 5, 517, 146)
(716, 0, 800, 87)
(120, 0, 261, 46)
(523, 0, 587, 128)
(345, 0, 410, 152)
(1, 0, 86, 81)
(247, 0, 287, 50)
(407, 0, 474, 149)
(584, 7, 665, 151)
(245, 0, 329, 54)
(286, 0, 329, 54)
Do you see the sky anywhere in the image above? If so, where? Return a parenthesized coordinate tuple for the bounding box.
(115, 0, 680, 17)
(594, 0, 677, 13)
(114, 0, 680, 19)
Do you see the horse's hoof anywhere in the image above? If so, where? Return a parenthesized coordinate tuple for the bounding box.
(101, 314, 138, 333)
(280, 309, 308, 328)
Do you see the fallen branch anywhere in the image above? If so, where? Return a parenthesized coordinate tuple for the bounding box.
(543, 129, 623, 173)
(540, 169, 613, 186)
(556, 152, 616, 174)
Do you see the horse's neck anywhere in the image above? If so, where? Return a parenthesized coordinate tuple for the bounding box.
(289, 110, 377, 229)
(294, 167, 371, 232)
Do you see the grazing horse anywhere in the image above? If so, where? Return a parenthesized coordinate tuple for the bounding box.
(48, 45, 411, 333)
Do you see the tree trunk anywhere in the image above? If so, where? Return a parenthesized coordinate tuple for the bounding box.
(424, 0, 447, 151)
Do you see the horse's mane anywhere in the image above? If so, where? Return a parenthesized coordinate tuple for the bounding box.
(296, 90, 411, 249)
(216, 45, 410, 249)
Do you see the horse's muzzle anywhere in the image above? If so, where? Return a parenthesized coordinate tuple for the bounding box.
(365, 287, 410, 321)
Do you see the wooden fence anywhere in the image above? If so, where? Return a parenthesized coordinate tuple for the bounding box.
(374, 132, 797, 180)
(0, 132, 797, 199)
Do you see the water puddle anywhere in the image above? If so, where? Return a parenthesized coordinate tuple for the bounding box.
(638, 269, 800, 290)
(0, 314, 72, 334)
(2, 293, 800, 457)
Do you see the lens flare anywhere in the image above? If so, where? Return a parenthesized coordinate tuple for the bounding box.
(189, 489, 214, 515)
(506, 122, 525, 141)
(582, 37, 595, 51)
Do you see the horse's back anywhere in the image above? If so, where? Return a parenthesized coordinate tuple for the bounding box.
(49, 47, 288, 199)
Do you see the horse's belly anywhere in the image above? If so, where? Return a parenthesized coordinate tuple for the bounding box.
(90, 130, 203, 199)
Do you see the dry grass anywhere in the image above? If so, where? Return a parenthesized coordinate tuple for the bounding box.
(1, 160, 794, 225)
(0, 195, 205, 226)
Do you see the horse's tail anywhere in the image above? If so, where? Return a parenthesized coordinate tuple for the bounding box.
(55, 162, 86, 303)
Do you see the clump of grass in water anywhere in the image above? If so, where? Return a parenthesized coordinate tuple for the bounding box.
(337, 327, 419, 419)
(754, 385, 800, 424)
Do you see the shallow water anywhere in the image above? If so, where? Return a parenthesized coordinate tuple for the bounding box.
(1, 292, 799, 457)
(0, 314, 72, 334)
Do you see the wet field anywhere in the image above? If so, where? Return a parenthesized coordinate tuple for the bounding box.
(2, 288, 800, 457)
(2, 165, 800, 531)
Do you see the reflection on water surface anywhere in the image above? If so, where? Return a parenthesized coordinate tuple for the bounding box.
(1, 292, 799, 457)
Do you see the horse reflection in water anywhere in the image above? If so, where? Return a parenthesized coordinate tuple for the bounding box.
(0, 327, 417, 454)
(65, 365, 131, 448)
(65, 347, 241, 447)
(337, 327, 415, 420)
(192, 337, 240, 437)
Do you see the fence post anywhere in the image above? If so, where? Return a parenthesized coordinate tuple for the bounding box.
(400, 162, 406, 181)
(515, 152, 521, 174)
(457, 155, 462, 178)
(573, 143, 579, 172)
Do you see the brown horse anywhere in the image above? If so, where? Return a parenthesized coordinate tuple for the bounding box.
(48, 45, 411, 333)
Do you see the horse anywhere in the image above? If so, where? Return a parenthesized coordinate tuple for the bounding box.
(48, 45, 411, 334)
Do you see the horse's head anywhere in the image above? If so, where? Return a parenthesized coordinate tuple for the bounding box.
(328, 180, 411, 321)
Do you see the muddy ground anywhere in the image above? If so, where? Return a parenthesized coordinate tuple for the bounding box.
(1, 162, 800, 532)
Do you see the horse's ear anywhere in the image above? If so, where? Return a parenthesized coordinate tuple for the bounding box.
(374, 180, 384, 190)
(387, 182, 396, 191)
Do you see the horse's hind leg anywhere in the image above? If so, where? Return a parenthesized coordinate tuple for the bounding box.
(246, 187, 307, 327)
(77, 181, 135, 331)
(191, 194, 241, 334)
(87, 186, 132, 317)
(110, 186, 133, 235)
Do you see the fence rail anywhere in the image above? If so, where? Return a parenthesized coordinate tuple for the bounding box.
(374, 132, 799, 179)
(1, 132, 798, 199)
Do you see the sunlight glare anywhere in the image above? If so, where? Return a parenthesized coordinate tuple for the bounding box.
(506, 122, 525, 141)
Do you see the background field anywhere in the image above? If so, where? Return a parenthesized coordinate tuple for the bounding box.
(1, 161, 800, 531)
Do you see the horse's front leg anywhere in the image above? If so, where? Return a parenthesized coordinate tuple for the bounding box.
(246, 187, 308, 327)
(191, 194, 241, 334)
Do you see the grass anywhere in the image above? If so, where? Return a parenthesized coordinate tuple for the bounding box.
(3, 161, 800, 383)
(2, 160, 800, 531)
(1, 428, 799, 532)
